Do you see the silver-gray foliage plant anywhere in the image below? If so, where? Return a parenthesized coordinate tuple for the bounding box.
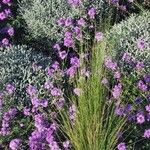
(19, 0, 107, 41)
(107, 11, 150, 71)
(0, 45, 52, 110)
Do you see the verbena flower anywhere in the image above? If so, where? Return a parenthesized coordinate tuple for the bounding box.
(88, 7, 96, 19)
(136, 113, 145, 124)
(117, 142, 126, 150)
(9, 139, 21, 150)
(137, 38, 145, 49)
(143, 129, 150, 138)
(95, 32, 103, 41)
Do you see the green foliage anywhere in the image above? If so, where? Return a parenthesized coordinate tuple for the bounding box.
(107, 11, 150, 71)
(59, 40, 126, 150)
(19, 0, 109, 41)
(0, 45, 52, 110)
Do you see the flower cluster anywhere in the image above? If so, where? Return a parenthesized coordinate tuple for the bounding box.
(0, 0, 14, 47)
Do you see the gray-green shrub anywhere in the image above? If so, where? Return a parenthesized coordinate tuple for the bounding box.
(0, 45, 52, 110)
(107, 11, 150, 71)
(19, 0, 108, 41)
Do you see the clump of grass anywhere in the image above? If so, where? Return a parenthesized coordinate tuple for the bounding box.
(59, 39, 127, 150)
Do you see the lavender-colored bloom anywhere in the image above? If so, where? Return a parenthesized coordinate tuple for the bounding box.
(55, 98, 65, 109)
(47, 67, 55, 76)
(73, 88, 81, 96)
(44, 81, 53, 90)
(104, 57, 117, 71)
(53, 44, 61, 51)
(136, 61, 144, 70)
(64, 31, 72, 38)
(66, 66, 77, 77)
(144, 74, 150, 83)
(137, 38, 145, 49)
(70, 57, 80, 67)
(88, 8, 96, 19)
(77, 18, 85, 26)
(57, 17, 65, 26)
(64, 37, 73, 47)
(6, 84, 15, 94)
(95, 32, 103, 41)
(2, 0, 11, 4)
(68, 0, 81, 7)
(114, 71, 121, 79)
(0, 12, 6, 20)
(137, 80, 148, 92)
(117, 142, 126, 150)
(122, 52, 131, 62)
(63, 140, 70, 149)
(112, 83, 122, 99)
(51, 61, 59, 70)
(74, 26, 81, 39)
(143, 129, 150, 138)
(69, 104, 76, 121)
(23, 107, 30, 116)
(136, 113, 145, 124)
(4, 9, 11, 16)
(65, 17, 72, 26)
(145, 104, 150, 113)
(7, 27, 14, 36)
(9, 139, 21, 150)
(40, 99, 48, 107)
(26, 85, 38, 96)
(2, 38, 9, 46)
(115, 105, 124, 116)
(51, 87, 62, 96)
(59, 51, 67, 60)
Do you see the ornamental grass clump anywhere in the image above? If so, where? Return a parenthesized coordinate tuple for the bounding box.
(107, 11, 150, 72)
(58, 39, 127, 150)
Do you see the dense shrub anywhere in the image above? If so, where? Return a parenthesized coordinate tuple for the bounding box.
(107, 11, 150, 72)
(0, 45, 52, 111)
(19, 0, 109, 41)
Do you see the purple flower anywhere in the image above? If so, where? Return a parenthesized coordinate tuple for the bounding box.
(65, 17, 72, 26)
(137, 80, 148, 92)
(26, 85, 38, 96)
(115, 105, 125, 116)
(144, 74, 150, 83)
(6, 84, 15, 94)
(51, 61, 59, 70)
(70, 57, 80, 67)
(66, 66, 77, 77)
(57, 17, 65, 26)
(95, 32, 103, 41)
(0, 12, 6, 20)
(23, 107, 30, 116)
(59, 51, 67, 60)
(104, 57, 117, 71)
(122, 52, 131, 62)
(112, 83, 122, 99)
(2, 38, 9, 46)
(68, 0, 81, 7)
(7, 27, 14, 36)
(117, 142, 126, 150)
(51, 87, 62, 96)
(44, 81, 53, 90)
(74, 26, 81, 39)
(137, 38, 145, 49)
(64, 37, 73, 47)
(55, 98, 65, 109)
(9, 139, 21, 150)
(136, 113, 145, 124)
(143, 129, 150, 138)
(2, 0, 11, 4)
(114, 71, 121, 79)
(69, 104, 76, 122)
(145, 104, 150, 113)
(88, 8, 96, 19)
(136, 61, 144, 70)
(63, 140, 70, 149)
(4, 9, 11, 16)
(53, 43, 61, 51)
(77, 18, 85, 26)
